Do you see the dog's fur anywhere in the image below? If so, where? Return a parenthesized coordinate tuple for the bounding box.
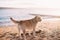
(10, 16, 42, 40)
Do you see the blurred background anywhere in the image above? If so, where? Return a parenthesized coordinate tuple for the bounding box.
(0, 0, 60, 26)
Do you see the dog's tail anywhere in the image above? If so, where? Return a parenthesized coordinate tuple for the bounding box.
(10, 17, 19, 24)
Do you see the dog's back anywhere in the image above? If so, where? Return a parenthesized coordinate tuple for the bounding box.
(10, 16, 41, 30)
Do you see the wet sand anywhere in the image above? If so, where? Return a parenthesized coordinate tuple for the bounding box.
(0, 20, 60, 40)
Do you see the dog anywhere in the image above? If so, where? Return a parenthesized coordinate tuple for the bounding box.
(10, 16, 42, 40)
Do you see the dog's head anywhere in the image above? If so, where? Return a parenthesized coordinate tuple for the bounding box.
(35, 16, 42, 22)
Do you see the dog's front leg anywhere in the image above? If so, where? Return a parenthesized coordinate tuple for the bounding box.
(17, 24, 22, 39)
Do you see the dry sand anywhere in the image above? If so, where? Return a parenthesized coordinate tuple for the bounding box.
(0, 20, 60, 40)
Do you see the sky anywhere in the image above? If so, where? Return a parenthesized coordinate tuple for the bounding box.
(0, 0, 60, 8)
(0, 0, 60, 16)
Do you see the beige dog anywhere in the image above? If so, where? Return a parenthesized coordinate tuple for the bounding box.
(10, 16, 42, 40)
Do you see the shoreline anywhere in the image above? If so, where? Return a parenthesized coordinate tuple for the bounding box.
(0, 20, 60, 40)
(0, 20, 60, 34)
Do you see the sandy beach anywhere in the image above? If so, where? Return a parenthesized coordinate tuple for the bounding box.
(0, 20, 60, 40)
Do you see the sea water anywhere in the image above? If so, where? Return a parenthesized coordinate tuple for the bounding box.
(0, 8, 60, 26)
(0, 8, 35, 26)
